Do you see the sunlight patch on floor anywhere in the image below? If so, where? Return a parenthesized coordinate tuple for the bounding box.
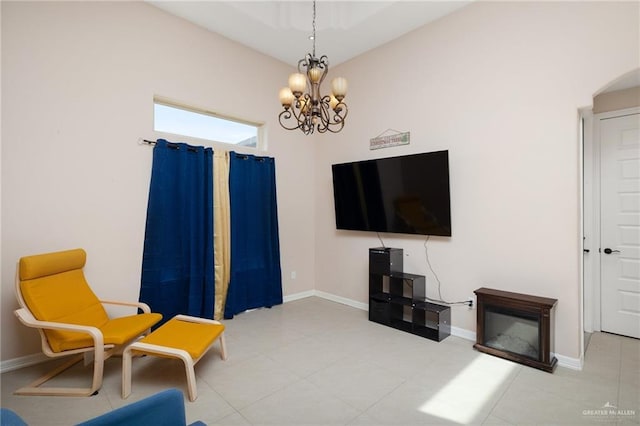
(418, 354, 517, 424)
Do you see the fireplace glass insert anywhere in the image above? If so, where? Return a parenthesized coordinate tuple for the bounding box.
(484, 306, 539, 360)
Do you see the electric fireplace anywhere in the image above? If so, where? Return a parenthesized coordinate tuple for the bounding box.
(474, 287, 557, 372)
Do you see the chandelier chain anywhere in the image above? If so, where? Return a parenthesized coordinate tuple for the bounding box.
(312, 0, 316, 58)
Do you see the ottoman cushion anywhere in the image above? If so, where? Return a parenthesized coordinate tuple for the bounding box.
(137, 318, 225, 360)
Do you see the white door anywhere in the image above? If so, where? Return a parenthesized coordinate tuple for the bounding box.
(600, 112, 640, 339)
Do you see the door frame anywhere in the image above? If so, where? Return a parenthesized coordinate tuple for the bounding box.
(583, 106, 640, 338)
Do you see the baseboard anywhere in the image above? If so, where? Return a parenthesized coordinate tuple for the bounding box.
(283, 290, 316, 303)
(284, 290, 369, 311)
(0, 352, 49, 374)
(450, 325, 476, 341)
(313, 290, 369, 311)
(554, 353, 583, 370)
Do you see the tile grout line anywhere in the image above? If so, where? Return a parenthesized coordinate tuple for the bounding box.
(482, 364, 523, 425)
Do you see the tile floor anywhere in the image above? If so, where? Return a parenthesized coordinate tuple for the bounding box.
(1, 297, 638, 425)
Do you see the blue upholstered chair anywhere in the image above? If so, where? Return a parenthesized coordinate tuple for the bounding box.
(0, 408, 28, 426)
(76, 388, 205, 426)
(3, 389, 204, 426)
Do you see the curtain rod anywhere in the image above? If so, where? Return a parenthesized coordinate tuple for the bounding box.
(139, 138, 200, 153)
(140, 139, 265, 161)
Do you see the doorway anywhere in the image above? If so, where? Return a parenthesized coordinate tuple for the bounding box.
(582, 70, 640, 358)
(583, 108, 640, 350)
(597, 111, 640, 339)
(595, 110, 640, 339)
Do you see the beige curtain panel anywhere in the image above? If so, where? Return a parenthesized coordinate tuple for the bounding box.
(213, 150, 231, 320)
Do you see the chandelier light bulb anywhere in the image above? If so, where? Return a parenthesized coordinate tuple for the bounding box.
(331, 77, 348, 101)
(279, 87, 294, 108)
(329, 95, 339, 111)
(288, 73, 307, 97)
(309, 67, 323, 83)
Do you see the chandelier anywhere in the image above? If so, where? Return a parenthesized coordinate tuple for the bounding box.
(278, 1, 348, 134)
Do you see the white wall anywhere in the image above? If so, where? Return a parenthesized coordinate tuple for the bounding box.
(315, 1, 639, 359)
(1, 1, 316, 361)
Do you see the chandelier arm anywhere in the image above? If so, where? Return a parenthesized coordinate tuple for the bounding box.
(318, 58, 329, 87)
(325, 122, 345, 134)
(315, 115, 328, 133)
(332, 100, 348, 122)
(278, 110, 304, 131)
(291, 95, 308, 118)
(297, 97, 315, 135)
(326, 109, 346, 133)
(298, 56, 309, 75)
(324, 102, 347, 134)
(316, 98, 333, 132)
(279, 100, 316, 132)
(290, 101, 308, 123)
(319, 94, 348, 125)
(300, 114, 313, 134)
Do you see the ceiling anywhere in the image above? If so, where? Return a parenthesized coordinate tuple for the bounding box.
(148, 1, 638, 94)
(147, 1, 472, 67)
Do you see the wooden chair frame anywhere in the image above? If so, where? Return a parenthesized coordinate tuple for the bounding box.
(14, 266, 154, 397)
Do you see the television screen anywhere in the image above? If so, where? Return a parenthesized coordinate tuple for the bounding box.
(331, 150, 451, 236)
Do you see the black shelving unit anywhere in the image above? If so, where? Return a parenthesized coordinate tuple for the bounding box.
(369, 247, 450, 342)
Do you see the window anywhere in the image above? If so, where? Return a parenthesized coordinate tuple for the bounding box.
(154, 98, 262, 148)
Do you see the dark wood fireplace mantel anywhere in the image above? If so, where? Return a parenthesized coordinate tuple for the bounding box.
(474, 287, 558, 372)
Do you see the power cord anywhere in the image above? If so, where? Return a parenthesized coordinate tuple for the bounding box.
(377, 232, 386, 248)
(424, 236, 472, 307)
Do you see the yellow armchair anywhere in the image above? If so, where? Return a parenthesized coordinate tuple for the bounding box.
(14, 248, 162, 396)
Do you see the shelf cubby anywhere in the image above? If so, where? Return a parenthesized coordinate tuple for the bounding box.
(369, 247, 450, 342)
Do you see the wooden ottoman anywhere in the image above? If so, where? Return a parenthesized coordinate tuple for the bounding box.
(122, 314, 227, 402)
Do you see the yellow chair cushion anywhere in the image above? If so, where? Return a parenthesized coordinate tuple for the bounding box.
(20, 248, 86, 280)
(20, 269, 111, 352)
(47, 313, 163, 352)
(100, 313, 163, 346)
(139, 319, 225, 359)
(19, 248, 162, 353)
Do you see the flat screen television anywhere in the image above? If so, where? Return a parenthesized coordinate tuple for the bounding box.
(331, 150, 451, 236)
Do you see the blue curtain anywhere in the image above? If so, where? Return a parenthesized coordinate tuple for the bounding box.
(224, 152, 283, 319)
(139, 139, 214, 325)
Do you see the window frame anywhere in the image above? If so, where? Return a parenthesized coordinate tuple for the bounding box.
(153, 96, 265, 150)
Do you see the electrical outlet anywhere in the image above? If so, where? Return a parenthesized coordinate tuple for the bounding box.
(291, 271, 297, 280)
(467, 296, 474, 308)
